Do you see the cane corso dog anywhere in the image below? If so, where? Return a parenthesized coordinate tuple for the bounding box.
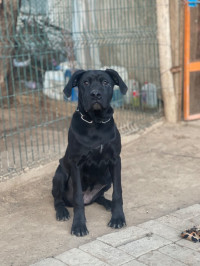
(52, 69, 127, 236)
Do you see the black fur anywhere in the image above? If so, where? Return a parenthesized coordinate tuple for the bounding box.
(52, 69, 127, 236)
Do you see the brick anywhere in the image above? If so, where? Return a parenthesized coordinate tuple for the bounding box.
(157, 214, 195, 231)
(138, 219, 180, 241)
(97, 226, 150, 247)
(56, 248, 108, 266)
(79, 240, 133, 265)
(118, 234, 171, 258)
(30, 258, 67, 266)
(138, 250, 185, 266)
(159, 243, 200, 265)
(171, 204, 200, 220)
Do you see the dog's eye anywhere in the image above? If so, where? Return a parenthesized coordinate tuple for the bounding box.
(103, 80, 108, 86)
(84, 81, 89, 86)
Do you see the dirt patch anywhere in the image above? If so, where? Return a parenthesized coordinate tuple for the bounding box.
(1, 121, 200, 266)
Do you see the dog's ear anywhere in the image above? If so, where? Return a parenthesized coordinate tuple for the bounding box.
(105, 69, 128, 95)
(63, 70, 86, 97)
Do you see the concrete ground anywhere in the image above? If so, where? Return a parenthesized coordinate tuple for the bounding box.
(31, 204, 200, 266)
(1, 120, 200, 266)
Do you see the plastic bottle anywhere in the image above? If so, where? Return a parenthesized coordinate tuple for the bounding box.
(141, 82, 157, 108)
(132, 89, 140, 107)
(125, 79, 139, 105)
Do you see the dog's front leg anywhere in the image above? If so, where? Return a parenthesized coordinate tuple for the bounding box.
(108, 157, 126, 229)
(71, 163, 89, 236)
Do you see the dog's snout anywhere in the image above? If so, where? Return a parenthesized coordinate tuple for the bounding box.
(90, 89, 102, 99)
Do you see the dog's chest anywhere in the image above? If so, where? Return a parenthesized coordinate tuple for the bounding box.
(79, 142, 116, 167)
(93, 143, 105, 155)
(81, 144, 113, 189)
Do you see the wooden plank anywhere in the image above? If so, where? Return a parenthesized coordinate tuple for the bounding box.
(169, 0, 184, 121)
(184, 3, 190, 120)
(189, 62, 200, 72)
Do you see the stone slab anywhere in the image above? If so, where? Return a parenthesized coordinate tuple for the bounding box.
(159, 243, 200, 265)
(138, 219, 180, 241)
(176, 239, 200, 252)
(157, 214, 195, 231)
(171, 204, 200, 220)
(97, 226, 150, 247)
(80, 240, 133, 265)
(138, 250, 186, 266)
(118, 234, 171, 258)
(188, 214, 200, 226)
(30, 258, 67, 266)
(56, 248, 108, 266)
(122, 260, 146, 266)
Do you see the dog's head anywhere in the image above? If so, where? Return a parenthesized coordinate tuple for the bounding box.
(64, 69, 127, 116)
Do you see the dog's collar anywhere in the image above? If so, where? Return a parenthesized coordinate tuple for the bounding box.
(76, 108, 111, 124)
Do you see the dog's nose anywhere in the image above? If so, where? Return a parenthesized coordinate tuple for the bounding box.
(90, 89, 102, 99)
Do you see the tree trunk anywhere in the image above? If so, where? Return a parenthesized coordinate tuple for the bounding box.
(0, 0, 20, 101)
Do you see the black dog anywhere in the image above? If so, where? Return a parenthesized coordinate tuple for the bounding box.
(52, 69, 127, 236)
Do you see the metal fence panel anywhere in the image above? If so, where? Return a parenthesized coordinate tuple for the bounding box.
(0, 0, 162, 179)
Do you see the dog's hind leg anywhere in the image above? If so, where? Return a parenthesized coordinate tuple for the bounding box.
(94, 183, 112, 211)
(95, 196, 112, 211)
(52, 165, 70, 221)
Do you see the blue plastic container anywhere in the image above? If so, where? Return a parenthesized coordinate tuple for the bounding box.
(71, 87, 78, 102)
(112, 89, 123, 108)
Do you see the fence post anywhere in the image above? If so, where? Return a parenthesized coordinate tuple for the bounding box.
(156, 0, 178, 123)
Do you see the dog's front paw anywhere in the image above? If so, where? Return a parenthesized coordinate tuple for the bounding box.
(71, 222, 89, 237)
(108, 215, 126, 229)
(56, 207, 70, 221)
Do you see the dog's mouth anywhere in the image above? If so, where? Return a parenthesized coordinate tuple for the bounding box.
(83, 101, 113, 124)
(92, 102, 102, 111)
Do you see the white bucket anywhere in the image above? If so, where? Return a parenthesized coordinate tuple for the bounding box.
(43, 71, 65, 100)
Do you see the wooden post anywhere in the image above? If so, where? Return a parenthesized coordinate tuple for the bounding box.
(156, 0, 178, 123)
(169, 0, 184, 121)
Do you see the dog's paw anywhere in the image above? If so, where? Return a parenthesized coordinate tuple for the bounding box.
(108, 216, 126, 229)
(56, 207, 70, 221)
(95, 197, 112, 212)
(71, 223, 89, 237)
(104, 200, 112, 212)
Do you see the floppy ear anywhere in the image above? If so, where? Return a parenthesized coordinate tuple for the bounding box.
(63, 69, 86, 97)
(105, 69, 128, 95)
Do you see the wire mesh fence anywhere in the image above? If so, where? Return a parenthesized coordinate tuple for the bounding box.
(0, 0, 163, 180)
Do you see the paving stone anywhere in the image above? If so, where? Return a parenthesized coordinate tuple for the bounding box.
(97, 226, 150, 247)
(56, 248, 108, 266)
(30, 258, 67, 266)
(118, 234, 171, 258)
(176, 239, 200, 252)
(171, 204, 200, 220)
(188, 214, 200, 226)
(138, 250, 186, 266)
(79, 240, 133, 265)
(138, 219, 180, 241)
(122, 260, 146, 266)
(159, 243, 200, 265)
(157, 214, 195, 231)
